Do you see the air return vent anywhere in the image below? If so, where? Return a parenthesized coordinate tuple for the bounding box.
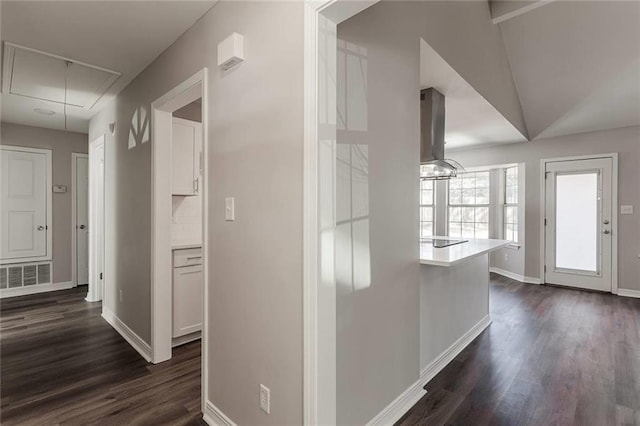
(0, 262, 52, 289)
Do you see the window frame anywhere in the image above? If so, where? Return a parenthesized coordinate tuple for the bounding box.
(503, 166, 519, 243)
(419, 178, 435, 239)
(447, 170, 491, 239)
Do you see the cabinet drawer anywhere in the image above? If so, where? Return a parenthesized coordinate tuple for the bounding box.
(173, 247, 202, 267)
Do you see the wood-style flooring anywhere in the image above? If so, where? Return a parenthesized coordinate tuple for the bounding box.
(2, 277, 639, 425)
(398, 274, 640, 426)
(0, 286, 204, 425)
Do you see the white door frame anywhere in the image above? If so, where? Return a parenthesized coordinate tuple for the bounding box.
(71, 152, 89, 287)
(0, 145, 53, 265)
(303, 1, 380, 423)
(87, 136, 105, 302)
(539, 153, 619, 294)
(150, 69, 208, 411)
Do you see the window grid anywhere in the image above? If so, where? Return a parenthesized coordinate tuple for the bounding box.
(448, 171, 490, 239)
(420, 179, 434, 238)
(504, 166, 518, 242)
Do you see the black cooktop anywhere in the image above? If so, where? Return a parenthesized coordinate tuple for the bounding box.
(424, 238, 468, 248)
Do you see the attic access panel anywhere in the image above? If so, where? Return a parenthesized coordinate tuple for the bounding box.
(2, 42, 121, 110)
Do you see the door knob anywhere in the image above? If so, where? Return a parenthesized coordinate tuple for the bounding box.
(603, 229, 610, 234)
(37, 225, 45, 231)
(603, 219, 610, 225)
(79, 225, 86, 230)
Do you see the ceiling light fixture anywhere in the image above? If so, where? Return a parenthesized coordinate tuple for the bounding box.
(33, 108, 56, 116)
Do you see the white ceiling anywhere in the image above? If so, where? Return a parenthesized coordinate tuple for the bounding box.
(498, 0, 640, 140)
(1, 1, 216, 134)
(420, 39, 528, 150)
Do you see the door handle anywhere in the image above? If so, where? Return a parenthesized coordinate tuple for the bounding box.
(79, 225, 86, 230)
(37, 225, 45, 231)
(603, 219, 610, 225)
(603, 229, 610, 234)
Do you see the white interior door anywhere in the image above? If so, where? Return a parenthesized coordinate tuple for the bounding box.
(75, 155, 89, 285)
(544, 157, 613, 292)
(1, 147, 50, 261)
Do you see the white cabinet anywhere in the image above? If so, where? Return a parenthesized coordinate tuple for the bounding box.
(172, 247, 203, 338)
(171, 117, 202, 196)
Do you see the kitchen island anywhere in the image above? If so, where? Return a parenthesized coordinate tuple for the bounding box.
(419, 237, 511, 380)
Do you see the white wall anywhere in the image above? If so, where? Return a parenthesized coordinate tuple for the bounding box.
(451, 125, 640, 291)
(0, 122, 88, 283)
(89, 2, 304, 424)
(335, 0, 524, 423)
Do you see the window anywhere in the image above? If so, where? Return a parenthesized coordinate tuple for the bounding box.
(420, 178, 434, 238)
(448, 171, 490, 239)
(503, 166, 518, 242)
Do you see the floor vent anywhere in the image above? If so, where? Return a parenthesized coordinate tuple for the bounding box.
(0, 262, 52, 289)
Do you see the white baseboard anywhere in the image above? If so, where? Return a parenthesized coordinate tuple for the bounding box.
(617, 288, 640, 299)
(490, 267, 541, 285)
(367, 315, 492, 426)
(0, 281, 74, 299)
(366, 376, 426, 426)
(102, 307, 152, 362)
(203, 400, 236, 426)
(172, 331, 201, 347)
(420, 315, 491, 385)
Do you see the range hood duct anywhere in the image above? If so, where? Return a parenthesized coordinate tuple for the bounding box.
(420, 88, 463, 180)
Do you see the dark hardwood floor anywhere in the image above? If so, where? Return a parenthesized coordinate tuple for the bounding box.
(0, 286, 205, 425)
(398, 274, 640, 426)
(2, 277, 639, 425)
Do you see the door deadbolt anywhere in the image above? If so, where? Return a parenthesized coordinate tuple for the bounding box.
(603, 219, 610, 225)
(79, 225, 86, 229)
(37, 225, 45, 231)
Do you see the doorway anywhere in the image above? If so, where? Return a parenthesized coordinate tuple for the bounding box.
(86, 136, 105, 302)
(72, 153, 89, 286)
(542, 154, 618, 292)
(150, 69, 208, 413)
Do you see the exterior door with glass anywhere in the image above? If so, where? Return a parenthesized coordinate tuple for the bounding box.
(544, 157, 613, 292)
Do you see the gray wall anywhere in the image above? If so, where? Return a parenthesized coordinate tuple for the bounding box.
(336, 1, 523, 423)
(89, 2, 304, 424)
(451, 125, 640, 291)
(1, 122, 88, 283)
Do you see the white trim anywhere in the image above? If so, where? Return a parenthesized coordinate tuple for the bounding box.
(490, 267, 541, 284)
(171, 331, 201, 348)
(150, 69, 209, 416)
(87, 136, 105, 302)
(71, 153, 89, 287)
(203, 400, 236, 426)
(0, 145, 53, 265)
(304, 2, 381, 423)
(540, 153, 619, 293)
(420, 315, 491, 385)
(366, 315, 491, 426)
(617, 289, 640, 299)
(365, 376, 426, 426)
(102, 306, 152, 362)
(0, 281, 73, 299)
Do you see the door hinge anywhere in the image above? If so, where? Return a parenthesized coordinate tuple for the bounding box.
(544, 218, 547, 226)
(544, 265, 547, 273)
(99, 272, 103, 280)
(193, 178, 199, 193)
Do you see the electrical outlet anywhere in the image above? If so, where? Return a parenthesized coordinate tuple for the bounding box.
(119, 289, 123, 303)
(504, 253, 508, 261)
(259, 384, 270, 414)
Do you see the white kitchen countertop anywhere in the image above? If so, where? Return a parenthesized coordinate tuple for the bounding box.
(420, 237, 511, 267)
(172, 242, 202, 250)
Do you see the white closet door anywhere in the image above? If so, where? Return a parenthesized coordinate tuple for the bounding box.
(1, 148, 49, 261)
(171, 117, 202, 196)
(76, 156, 89, 285)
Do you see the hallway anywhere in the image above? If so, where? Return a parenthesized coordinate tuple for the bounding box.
(0, 286, 203, 425)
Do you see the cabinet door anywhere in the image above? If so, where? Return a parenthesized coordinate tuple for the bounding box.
(171, 118, 202, 196)
(173, 264, 203, 337)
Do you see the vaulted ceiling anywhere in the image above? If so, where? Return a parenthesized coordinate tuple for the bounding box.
(495, 0, 640, 141)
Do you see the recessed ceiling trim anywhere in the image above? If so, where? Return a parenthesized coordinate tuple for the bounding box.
(2, 42, 122, 110)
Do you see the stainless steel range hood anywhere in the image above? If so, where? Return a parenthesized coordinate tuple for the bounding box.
(420, 88, 463, 180)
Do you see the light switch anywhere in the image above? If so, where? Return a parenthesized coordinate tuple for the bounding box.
(621, 205, 634, 215)
(225, 197, 235, 221)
